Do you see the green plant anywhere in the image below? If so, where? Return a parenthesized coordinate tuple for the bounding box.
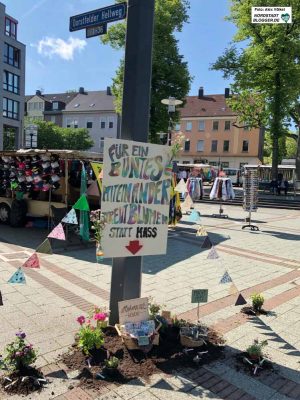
(251, 293, 264, 312)
(77, 325, 104, 356)
(105, 356, 119, 369)
(2, 331, 37, 372)
(246, 339, 268, 358)
(172, 316, 188, 328)
(148, 298, 163, 319)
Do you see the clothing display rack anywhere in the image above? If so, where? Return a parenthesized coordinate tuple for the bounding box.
(242, 167, 259, 231)
(187, 177, 204, 201)
(209, 177, 235, 219)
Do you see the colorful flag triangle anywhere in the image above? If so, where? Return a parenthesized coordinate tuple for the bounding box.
(0, 291, 3, 306)
(188, 209, 201, 223)
(86, 180, 100, 197)
(196, 226, 207, 237)
(8, 268, 26, 284)
(48, 223, 65, 241)
(235, 293, 247, 306)
(175, 178, 187, 193)
(62, 209, 78, 225)
(229, 283, 238, 295)
(72, 194, 90, 212)
(201, 236, 212, 249)
(219, 270, 232, 284)
(207, 246, 219, 259)
(36, 238, 52, 255)
(181, 194, 194, 210)
(23, 253, 40, 268)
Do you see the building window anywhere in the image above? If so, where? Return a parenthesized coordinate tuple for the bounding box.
(184, 140, 190, 151)
(186, 121, 192, 131)
(66, 119, 78, 128)
(50, 116, 56, 123)
(3, 71, 20, 94)
(211, 140, 218, 152)
(240, 162, 248, 168)
(66, 118, 72, 128)
(4, 43, 20, 68)
(86, 121, 93, 129)
(242, 140, 249, 152)
(224, 120, 231, 131)
(209, 161, 217, 166)
(73, 120, 78, 128)
(100, 118, 106, 129)
(223, 140, 230, 152)
(108, 118, 114, 129)
(52, 101, 59, 110)
(5, 17, 17, 39)
(212, 121, 219, 131)
(99, 137, 104, 153)
(3, 97, 19, 120)
(221, 162, 229, 168)
(38, 102, 43, 111)
(174, 123, 180, 131)
(197, 140, 204, 152)
(198, 120, 205, 131)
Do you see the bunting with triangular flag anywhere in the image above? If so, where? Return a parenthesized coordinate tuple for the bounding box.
(36, 238, 53, 255)
(86, 180, 100, 197)
(201, 236, 212, 249)
(229, 283, 239, 295)
(219, 270, 233, 284)
(235, 293, 247, 306)
(207, 246, 219, 259)
(188, 209, 201, 223)
(175, 178, 187, 193)
(196, 226, 207, 237)
(23, 253, 40, 269)
(72, 194, 90, 212)
(90, 162, 103, 192)
(181, 194, 193, 211)
(62, 209, 78, 225)
(48, 223, 65, 241)
(0, 291, 3, 306)
(8, 268, 26, 284)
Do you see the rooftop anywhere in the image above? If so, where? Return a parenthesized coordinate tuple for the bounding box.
(64, 91, 115, 112)
(25, 92, 78, 105)
(180, 94, 236, 118)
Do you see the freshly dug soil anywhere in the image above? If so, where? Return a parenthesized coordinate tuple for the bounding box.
(61, 325, 225, 392)
(0, 366, 46, 396)
(234, 352, 274, 376)
(241, 306, 269, 316)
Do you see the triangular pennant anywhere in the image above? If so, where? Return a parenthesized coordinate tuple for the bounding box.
(229, 283, 238, 295)
(219, 270, 232, 284)
(72, 194, 90, 212)
(0, 291, 3, 306)
(188, 209, 201, 223)
(235, 293, 247, 306)
(175, 178, 187, 193)
(23, 253, 40, 269)
(62, 209, 78, 225)
(91, 162, 103, 192)
(181, 194, 194, 210)
(48, 223, 65, 240)
(86, 180, 100, 197)
(201, 236, 212, 249)
(8, 268, 26, 284)
(36, 239, 53, 255)
(196, 226, 207, 237)
(207, 246, 219, 259)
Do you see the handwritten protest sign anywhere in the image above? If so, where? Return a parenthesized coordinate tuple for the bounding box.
(101, 138, 172, 257)
(118, 297, 149, 324)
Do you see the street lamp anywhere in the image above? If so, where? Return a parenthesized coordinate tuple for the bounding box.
(160, 97, 183, 146)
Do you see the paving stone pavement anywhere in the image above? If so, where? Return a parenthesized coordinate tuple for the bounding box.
(0, 203, 299, 399)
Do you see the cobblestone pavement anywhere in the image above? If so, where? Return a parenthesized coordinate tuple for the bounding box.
(0, 203, 299, 399)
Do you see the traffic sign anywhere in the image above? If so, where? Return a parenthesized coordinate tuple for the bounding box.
(191, 289, 208, 304)
(69, 2, 127, 32)
(86, 24, 107, 38)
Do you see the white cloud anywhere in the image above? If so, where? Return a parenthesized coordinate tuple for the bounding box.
(34, 37, 87, 61)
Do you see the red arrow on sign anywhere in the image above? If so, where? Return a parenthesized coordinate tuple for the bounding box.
(125, 240, 143, 255)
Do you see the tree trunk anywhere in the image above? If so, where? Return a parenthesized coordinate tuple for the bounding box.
(295, 126, 300, 182)
(271, 73, 282, 180)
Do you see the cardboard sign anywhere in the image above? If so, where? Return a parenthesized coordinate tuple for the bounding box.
(191, 289, 208, 303)
(101, 138, 172, 257)
(118, 297, 149, 324)
(138, 336, 150, 346)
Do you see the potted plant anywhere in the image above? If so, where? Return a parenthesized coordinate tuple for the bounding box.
(250, 293, 264, 313)
(76, 314, 104, 357)
(246, 339, 268, 361)
(104, 356, 119, 378)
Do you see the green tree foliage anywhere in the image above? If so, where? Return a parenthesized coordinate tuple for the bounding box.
(34, 120, 94, 150)
(211, 0, 300, 179)
(101, 0, 192, 142)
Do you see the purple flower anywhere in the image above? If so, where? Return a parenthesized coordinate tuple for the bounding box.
(16, 331, 26, 339)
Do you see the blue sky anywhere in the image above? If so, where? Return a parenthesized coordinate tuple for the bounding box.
(7, 0, 237, 96)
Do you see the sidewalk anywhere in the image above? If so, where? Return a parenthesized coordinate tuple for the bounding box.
(0, 203, 299, 399)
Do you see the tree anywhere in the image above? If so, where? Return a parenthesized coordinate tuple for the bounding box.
(101, 0, 192, 142)
(34, 121, 93, 150)
(289, 104, 300, 181)
(211, 0, 300, 179)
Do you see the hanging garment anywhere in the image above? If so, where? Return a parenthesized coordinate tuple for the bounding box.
(187, 177, 203, 200)
(210, 178, 235, 200)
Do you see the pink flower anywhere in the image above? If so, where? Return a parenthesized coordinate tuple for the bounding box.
(86, 319, 91, 325)
(77, 315, 85, 325)
(94, 312, 107, 321)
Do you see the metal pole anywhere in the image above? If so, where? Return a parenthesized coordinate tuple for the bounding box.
(109, 0, 155, 325)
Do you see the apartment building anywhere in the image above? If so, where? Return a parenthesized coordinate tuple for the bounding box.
(0, 2, 25, 150)
(175, 87, 264, 169)
(62, 87, 118, 153)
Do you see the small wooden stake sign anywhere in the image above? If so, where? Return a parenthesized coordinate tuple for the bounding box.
(191, 289, 208, 321)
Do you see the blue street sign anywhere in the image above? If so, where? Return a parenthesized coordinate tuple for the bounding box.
(70, 3, 127, 32)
